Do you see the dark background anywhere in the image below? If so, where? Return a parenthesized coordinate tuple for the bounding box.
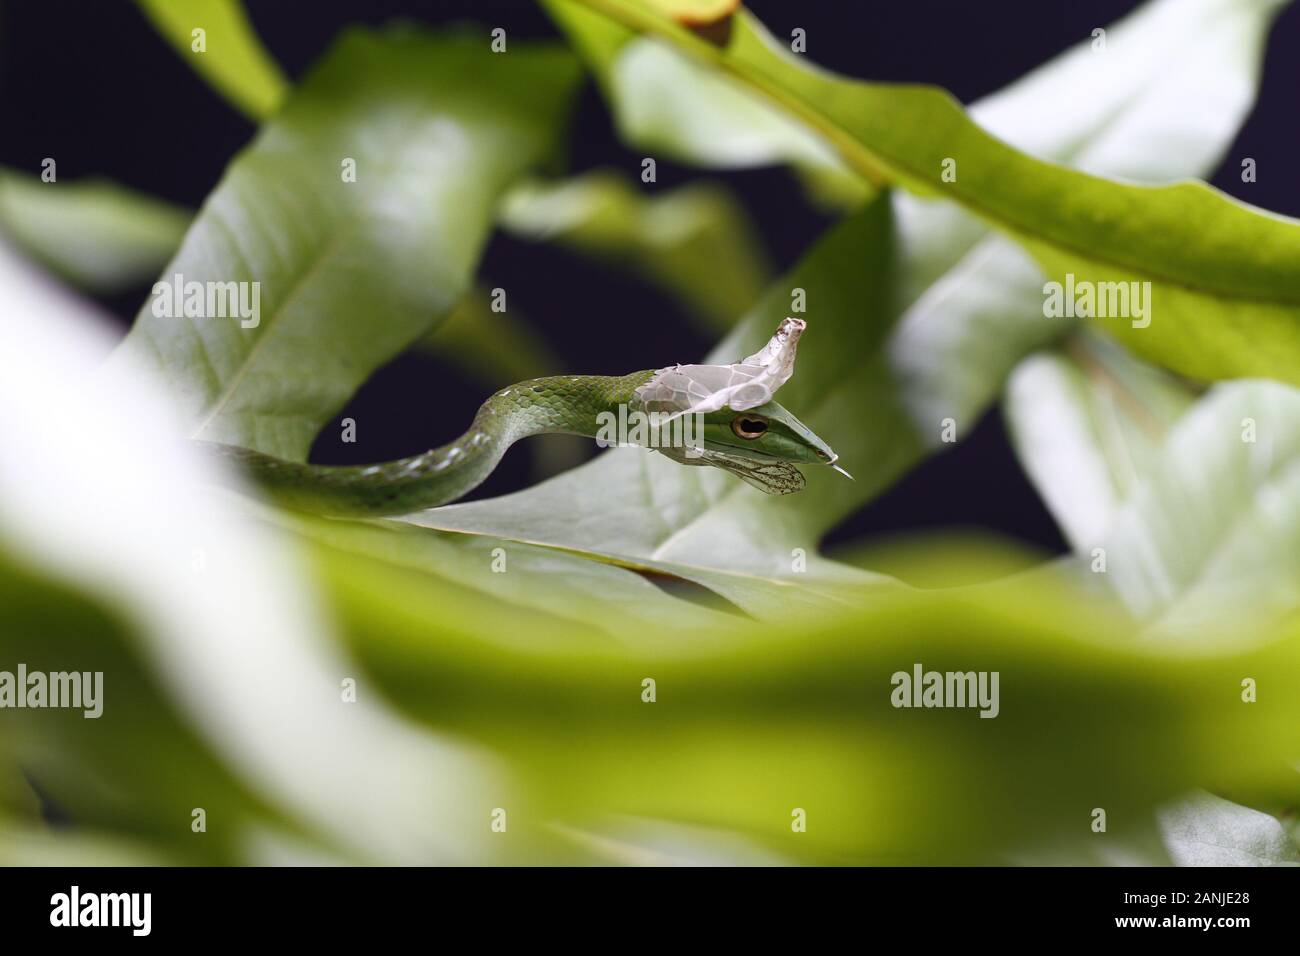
(2, 0, 1297, 553)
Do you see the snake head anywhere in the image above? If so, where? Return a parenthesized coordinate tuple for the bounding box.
(699, 400, 841, 469)
(636, 318, 850, 489)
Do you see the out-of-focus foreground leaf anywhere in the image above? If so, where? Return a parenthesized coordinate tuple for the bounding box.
(108, 28, 581, 460)
(1004, 329, 1300, 861)
(549, 0, 1300, 386)
(135, 0, 288, 119)
(0, 244, 505, 865)
(1005, 334, 1197, 553)
(315, 531, 1300, 863)
(0, 170, 190, 293)
(1007, 336, 1300, 640)
(1102, 377, 1300, 640)
(1159, 792, 1300, 866)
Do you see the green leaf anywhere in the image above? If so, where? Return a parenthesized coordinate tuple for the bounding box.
(0, 762, 41, 825)
(1, 241, 509, 865)
(135, 0, 288, 120)
(1004, 334, 1196, 551)
(499, 170, 772, 331)
(1010, 344, 1299, 639)
(546, 1, 868, 207)
(1160, 792, 1300, 866)
(1098, 379, 1300, 638)
(0, 822, 180, 866)
(885, 0, 1285, 439)
(1009, 820, 1173, 866)
(108, 27, 581, 461)
(284, 509, 746, 636)
(642, 0, 738, 24)
(551, 0, 1300, 386)
(322, 535, 1300, 863)
(0, 169, 190, 293)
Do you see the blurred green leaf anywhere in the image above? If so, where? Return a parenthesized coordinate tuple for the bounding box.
(1159, 791, 1300, 865)
(135, 0, 288, 119)
(642, 0, 738, 23)
(1008, 335, 1294, 634)
(543, 2, 868, 208)
(0, 823, 180, 867)
(1004, 334, 1196, 552)
(1009, 822, 1173, 866)
(319, 538, 1300, 863)
(0, 170, 190, 293)
(1, 240, 510, 866)
(0, 548, 284, 864)
(1097, 379, 1300, 639)
(828, 530, 1053, 591)
(551, 0, 1300, 386)
(1281, 807, 1300, 852)
(500, 170, 772, 331)
(883, 0, 1284, 450)
(281, 509, 746, 636)
(1009, 340, 1300, 641)
(109, 27, 581, 460)
(0, 761, 41, 824)
(1010, 341, 1298, 636)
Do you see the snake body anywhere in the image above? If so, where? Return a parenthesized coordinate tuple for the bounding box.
(203, 371, 656, 516)
(203, 319, 844, 517)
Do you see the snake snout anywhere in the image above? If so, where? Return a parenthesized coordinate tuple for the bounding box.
(823, 452, 854, 480)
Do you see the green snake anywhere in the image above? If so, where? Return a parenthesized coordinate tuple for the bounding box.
(204, 318, 848, 516)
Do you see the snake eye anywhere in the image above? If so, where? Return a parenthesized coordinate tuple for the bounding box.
(731, 417, 768, 440)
